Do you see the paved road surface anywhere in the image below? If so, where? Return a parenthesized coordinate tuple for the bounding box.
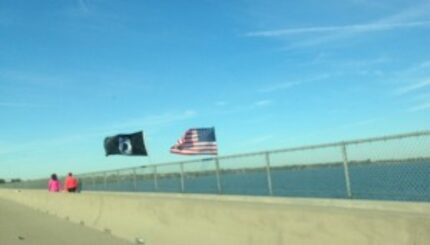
(0, 198, 133, 245)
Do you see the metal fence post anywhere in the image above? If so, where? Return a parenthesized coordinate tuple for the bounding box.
(265, 152, 273, 196)
(153, 166, 158, 191)
(215, 158, 222, 194)
(341, 144, 352, 198)
(92, 174, 96, 191)
(180, 163, 185, 193)
(116, 170, 121, 190)
(132, 169, 137, 192)
(103, 172, 107, 191)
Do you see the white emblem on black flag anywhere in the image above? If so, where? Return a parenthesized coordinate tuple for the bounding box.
(104, 131, 148, 156)
(118, 137, 132, 155)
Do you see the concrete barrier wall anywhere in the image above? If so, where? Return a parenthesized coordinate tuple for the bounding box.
(0, 189, 429, 245)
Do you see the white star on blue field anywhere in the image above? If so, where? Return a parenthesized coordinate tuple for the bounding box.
(1, 0, 430, 179)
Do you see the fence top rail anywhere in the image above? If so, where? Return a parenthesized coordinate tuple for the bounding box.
(266, 129, 430, 154)
(13, 129, 430, 180)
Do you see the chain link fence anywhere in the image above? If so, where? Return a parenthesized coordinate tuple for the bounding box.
(2, 130, 430, 201)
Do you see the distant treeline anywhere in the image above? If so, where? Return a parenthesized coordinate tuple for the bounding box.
(0, 178, 21, 184)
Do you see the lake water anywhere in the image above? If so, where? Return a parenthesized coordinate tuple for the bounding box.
(85, 159, 430, 202)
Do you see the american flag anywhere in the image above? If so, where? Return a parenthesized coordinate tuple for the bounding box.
(170, 127, 218, 155)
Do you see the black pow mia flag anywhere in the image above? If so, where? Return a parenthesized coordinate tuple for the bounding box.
(104, 131, 148, 156)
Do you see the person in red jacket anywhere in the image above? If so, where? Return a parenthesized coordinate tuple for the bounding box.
(64, 172, 78, 192)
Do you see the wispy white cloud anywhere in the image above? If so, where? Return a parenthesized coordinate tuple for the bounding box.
(259, 82, 300, 93)
(254, 100, 272, 107)
(211, 98, 275, 116)
(409, 102, 430, 112)
(347, 0, 387, 8)
(215, 101, 227, 106)
(247, 21, 430, 37)
(341, 118, 380, 129)
(102, 110, 198, 133)
(77, 0, 89, 13)
(63, 0, 132, 35)
(183, 109, 197, 117)
(259, 74, 331, 93)
(0, 134, 88, 156)
(211, 100, 274, 116)
(357, 69, 385, 77)
(0, 69, 69, 88)
(0, 102, 51, 108)
(307, 51, 392, 68)
(416, 60, 430, 69)
(247, 4, 430, 48)
(386, 61, 430, 95)
(412, 93, 430, 101)
(342, 57, 392, 67)
(395, 79, 430, 95)
(247, 135, 274, 145)
(305, 55, 390, 79)
(396, 60, 430, 76)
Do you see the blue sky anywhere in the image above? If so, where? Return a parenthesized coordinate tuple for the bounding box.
(1, 0, 430, 179)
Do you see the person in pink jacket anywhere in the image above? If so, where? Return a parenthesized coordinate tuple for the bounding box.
(48, 173, 61, 192)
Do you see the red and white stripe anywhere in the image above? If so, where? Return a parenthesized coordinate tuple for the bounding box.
(170, 129, 218, 155)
